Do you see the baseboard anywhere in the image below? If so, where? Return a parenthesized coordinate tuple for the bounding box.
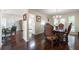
(34, 33, 44, 36)
(70, 32, 78, 36)
(34, 32, 44, 35)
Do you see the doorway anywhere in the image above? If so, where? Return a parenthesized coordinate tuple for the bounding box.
(28, 13, 35, 40)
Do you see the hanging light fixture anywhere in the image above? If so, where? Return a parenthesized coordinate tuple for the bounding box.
(53, 9, 62, 19)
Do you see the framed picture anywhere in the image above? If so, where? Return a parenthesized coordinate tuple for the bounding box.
(23, 14, 27, 21)
(36, 15, 41, 22)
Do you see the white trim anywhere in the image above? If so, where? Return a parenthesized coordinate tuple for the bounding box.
(0, 27, 2, 49)
(70, 32, 78, 35)
(34, 32, 43, 35)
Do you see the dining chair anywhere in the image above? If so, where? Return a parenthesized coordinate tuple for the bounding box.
(11, 26, 17, 36)
(65, 23, 72, 42)
(55, 26, 58, 30)
(58, 23, 64, 30)
(60, 23, 72, 43)
(58, 23, 72, 44)
(10, 35, 16, 47)
(2, 28, 11, 45)
(44, 23, 58, 47)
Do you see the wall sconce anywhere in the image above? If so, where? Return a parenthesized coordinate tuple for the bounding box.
(23, 14, 27, 21)
(36, 15, 41, 22)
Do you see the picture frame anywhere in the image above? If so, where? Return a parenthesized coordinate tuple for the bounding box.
(36, 15, 41, 22)
(23, 14, 27, 21)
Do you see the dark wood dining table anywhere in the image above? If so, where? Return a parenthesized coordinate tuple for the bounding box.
(52, 30, 66, 40)
(52, 30, 65, 34)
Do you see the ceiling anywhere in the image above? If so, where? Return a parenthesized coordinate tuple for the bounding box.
(30, 9, 79, 15)
(0, 9, 27, 16)
(0, 9, 79, 16)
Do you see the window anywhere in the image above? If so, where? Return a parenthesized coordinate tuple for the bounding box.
(53, 18, 65, 30)
(68, 16, 76, 32)
(60, 18, 65, 25)
(53, 18, 65, 26)
(53, 16, 76, 32)
(53, 18, 59, 26)
(1, 18, 6, 28)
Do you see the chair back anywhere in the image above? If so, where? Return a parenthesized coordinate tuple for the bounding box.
(58, 23, 64, 30)
(10, 35, 16, 47)
(44, 23, 58, 41)
(66, 23, 72, 36)
(55, 26, 58, 30)
(11, 26, 17, 35)
(44, 23, 53, 36)
(67, 23, 72, 34)
(11, 26, 17, 32)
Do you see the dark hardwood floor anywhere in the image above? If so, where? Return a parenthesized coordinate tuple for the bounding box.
(1, 31, 79, 50)
(2, 31, 27, 50)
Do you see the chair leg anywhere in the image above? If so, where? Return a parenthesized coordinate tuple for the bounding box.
(15, 31, 16, 35)
(53, 40, 59, 47)
(56, 39, 59, 47)
(59, 39, 63, 45)
(65, 36, 68, 43)
(45, 39, 51, 48)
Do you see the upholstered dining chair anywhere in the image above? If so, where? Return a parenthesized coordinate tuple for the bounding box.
(64, 23, 72, 42)
(44, 23, 58, 47)
(59, 23, 72, 43)
(58, 23, 72, 44)
(55, 26, 58, 30)
(2, 28, 11, 45)
(11, 26, 17, 36)
(10, 35, 16, 47)
(58, 23, 64, 30)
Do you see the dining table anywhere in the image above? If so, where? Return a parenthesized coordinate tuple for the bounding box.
(52, 29, 66, 42)
(53, 30, 66, 35)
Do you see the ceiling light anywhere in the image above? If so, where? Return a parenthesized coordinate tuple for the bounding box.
(53, 9, 62, 19)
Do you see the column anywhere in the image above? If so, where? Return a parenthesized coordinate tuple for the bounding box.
(22, 14, 28, 42)
(0, 16, 2, 49)
(0, 27, 2, 49)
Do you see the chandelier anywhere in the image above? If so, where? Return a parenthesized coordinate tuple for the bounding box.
(53, 9, 62, 19)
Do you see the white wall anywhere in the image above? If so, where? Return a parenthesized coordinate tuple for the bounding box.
(1, 14, 21, 31)
(29, 10, 48, 35)
(22, 10, 29, 42)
